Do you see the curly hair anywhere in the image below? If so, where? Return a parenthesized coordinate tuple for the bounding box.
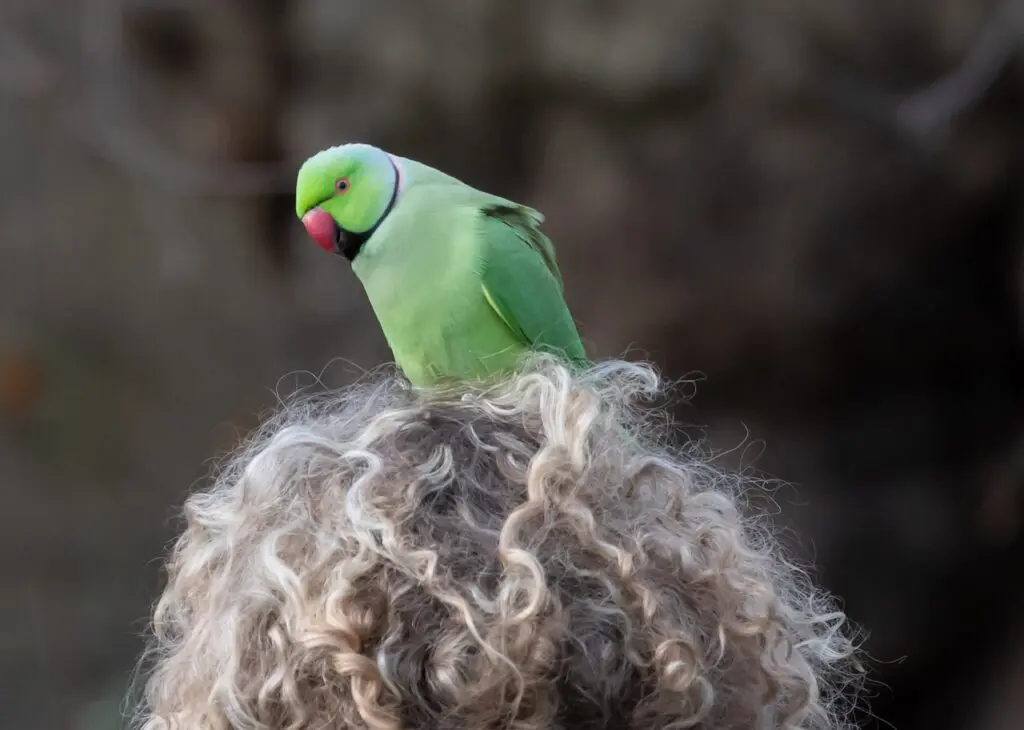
(135, 357, 863, 730)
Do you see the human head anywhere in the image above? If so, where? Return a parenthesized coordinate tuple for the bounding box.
(136, 357, 861, 730)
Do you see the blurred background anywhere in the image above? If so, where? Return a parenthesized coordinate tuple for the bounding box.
(3, 0, 1024, 728)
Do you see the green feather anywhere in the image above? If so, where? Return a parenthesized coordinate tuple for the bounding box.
(478, 207, 587, 367)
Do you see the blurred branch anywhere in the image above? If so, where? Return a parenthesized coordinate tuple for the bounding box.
(814, 0, 1023, 148)
(77, 0, 292, 198)
(895, 0, 1023, 141)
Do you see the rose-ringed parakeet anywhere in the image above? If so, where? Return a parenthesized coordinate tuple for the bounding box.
(295, 143, 587, 387)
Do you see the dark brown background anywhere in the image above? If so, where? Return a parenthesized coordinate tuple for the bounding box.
(3, 1, 1024, 728)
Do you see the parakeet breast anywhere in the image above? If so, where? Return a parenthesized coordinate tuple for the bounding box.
(351, 190, 525, 386)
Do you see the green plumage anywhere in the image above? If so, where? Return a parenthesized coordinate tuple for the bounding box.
(296, 144, 587, 387)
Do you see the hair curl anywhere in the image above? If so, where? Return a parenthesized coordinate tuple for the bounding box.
(136, 357, 862, 730)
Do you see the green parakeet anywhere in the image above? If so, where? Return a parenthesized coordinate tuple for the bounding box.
(295, 143, 588, 387)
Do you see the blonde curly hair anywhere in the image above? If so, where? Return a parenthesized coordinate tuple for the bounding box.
(136, 357, 862, 730)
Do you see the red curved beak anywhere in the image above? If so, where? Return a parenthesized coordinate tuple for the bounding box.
(301, 208, 339, 253)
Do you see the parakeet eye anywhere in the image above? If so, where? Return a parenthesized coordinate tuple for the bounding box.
(335, 177, 351, 194)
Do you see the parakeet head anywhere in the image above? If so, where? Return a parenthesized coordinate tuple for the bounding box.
(295, 143, 400, 261)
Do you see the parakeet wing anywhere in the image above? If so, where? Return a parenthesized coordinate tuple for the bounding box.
(478, 207, 587, 365)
